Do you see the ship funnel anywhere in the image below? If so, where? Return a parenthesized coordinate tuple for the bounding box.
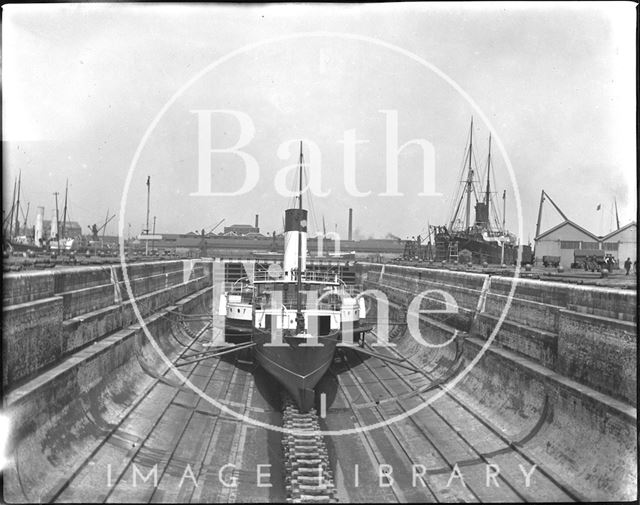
(283, 208, 307, 276)
(50, 209, 58, 239)
(474, 202, 489, 227)
(35, 206, 44, 245)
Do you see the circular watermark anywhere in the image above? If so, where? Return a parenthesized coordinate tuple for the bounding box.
(119, 31, 523, 436)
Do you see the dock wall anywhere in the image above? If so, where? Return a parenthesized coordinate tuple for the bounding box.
(358, 262, 637, 501)
(2, 259, 214, 502)
(2, 260, 212, 388)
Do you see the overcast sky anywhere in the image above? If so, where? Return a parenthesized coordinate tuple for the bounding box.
(3, 2, 636, 242)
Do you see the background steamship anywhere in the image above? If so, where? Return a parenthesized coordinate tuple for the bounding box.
(432, 119, 532, 265)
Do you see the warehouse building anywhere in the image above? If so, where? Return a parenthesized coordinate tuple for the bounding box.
(601, 222, 637, 266)
(534, 220, 637, 268)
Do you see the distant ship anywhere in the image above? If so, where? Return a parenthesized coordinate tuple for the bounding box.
(3, 171, 43, 254)
(433, 119, 532, 265)
(3, 175, 79, 255)
(223, 142, 368, 411)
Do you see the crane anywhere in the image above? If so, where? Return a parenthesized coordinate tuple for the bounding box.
(88, 211, 116, 241)
(402, 225, 435, 261)
(196, 218, 225, 258)
(203, 218, 225, 236)
(534, 190, 568, 240)
(533, 190, 569, 262)
(102, 209, 113, 238)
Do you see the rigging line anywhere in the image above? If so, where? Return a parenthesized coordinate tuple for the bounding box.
(447, 141, 467, 213)
(287, 183, 296, 211)
(307, 189, 320, 235)
(287, 166, 298, 210)
(491, 190, 506, 231)
(490, 202, 502, 232)
(306, 165, 319, 232)
(447, 143, 471, 228)
(302, 162, 320, 234)
(451, 129, 478, 218)
(470, 175, 481, 206)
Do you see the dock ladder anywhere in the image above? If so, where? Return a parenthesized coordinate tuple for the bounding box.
(448, 242, 459, 262)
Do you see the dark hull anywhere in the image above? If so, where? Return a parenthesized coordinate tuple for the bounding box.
(435, 234, 532, 265)
(252, 328, 339, 412)
(6, 241, 44, 253)
(224, 317, 252, 344)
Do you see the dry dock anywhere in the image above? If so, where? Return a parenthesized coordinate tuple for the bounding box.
(2, 260, 636, 502)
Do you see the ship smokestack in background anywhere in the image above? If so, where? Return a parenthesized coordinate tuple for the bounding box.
(50, 209, 58, 239)
(255, 214, 259, 230)
(283, 208, 308, 275)
(35, 206, 44, 245)
(348, 208, 353, 241)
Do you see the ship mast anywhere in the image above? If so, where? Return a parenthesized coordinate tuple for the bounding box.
(14, 172, 22, 236)
(464, 118, 474, 230)
(53, 191, 60, 250)
(296, 141, 304, 332)
(61, 179, 68, 239)
(502, 190, 506, 234)
(485, 134, 491, 212)
(8, 177, 17, 238)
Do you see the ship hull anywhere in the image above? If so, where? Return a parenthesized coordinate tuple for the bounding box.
(224, 317, 252, 343)
(435, 234, 532, 265)
(6, 241, 44, 253)
(224, 297, 253, 343)
(252, 328, 339, 412)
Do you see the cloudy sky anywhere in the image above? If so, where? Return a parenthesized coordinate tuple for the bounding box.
(3, 2, 636, 243)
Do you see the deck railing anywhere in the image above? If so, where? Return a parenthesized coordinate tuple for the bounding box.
(253, 269, 340, 284)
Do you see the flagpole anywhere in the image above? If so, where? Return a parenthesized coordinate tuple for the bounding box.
(145, 176, 150, 256)
(500, 190, 506, 265)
